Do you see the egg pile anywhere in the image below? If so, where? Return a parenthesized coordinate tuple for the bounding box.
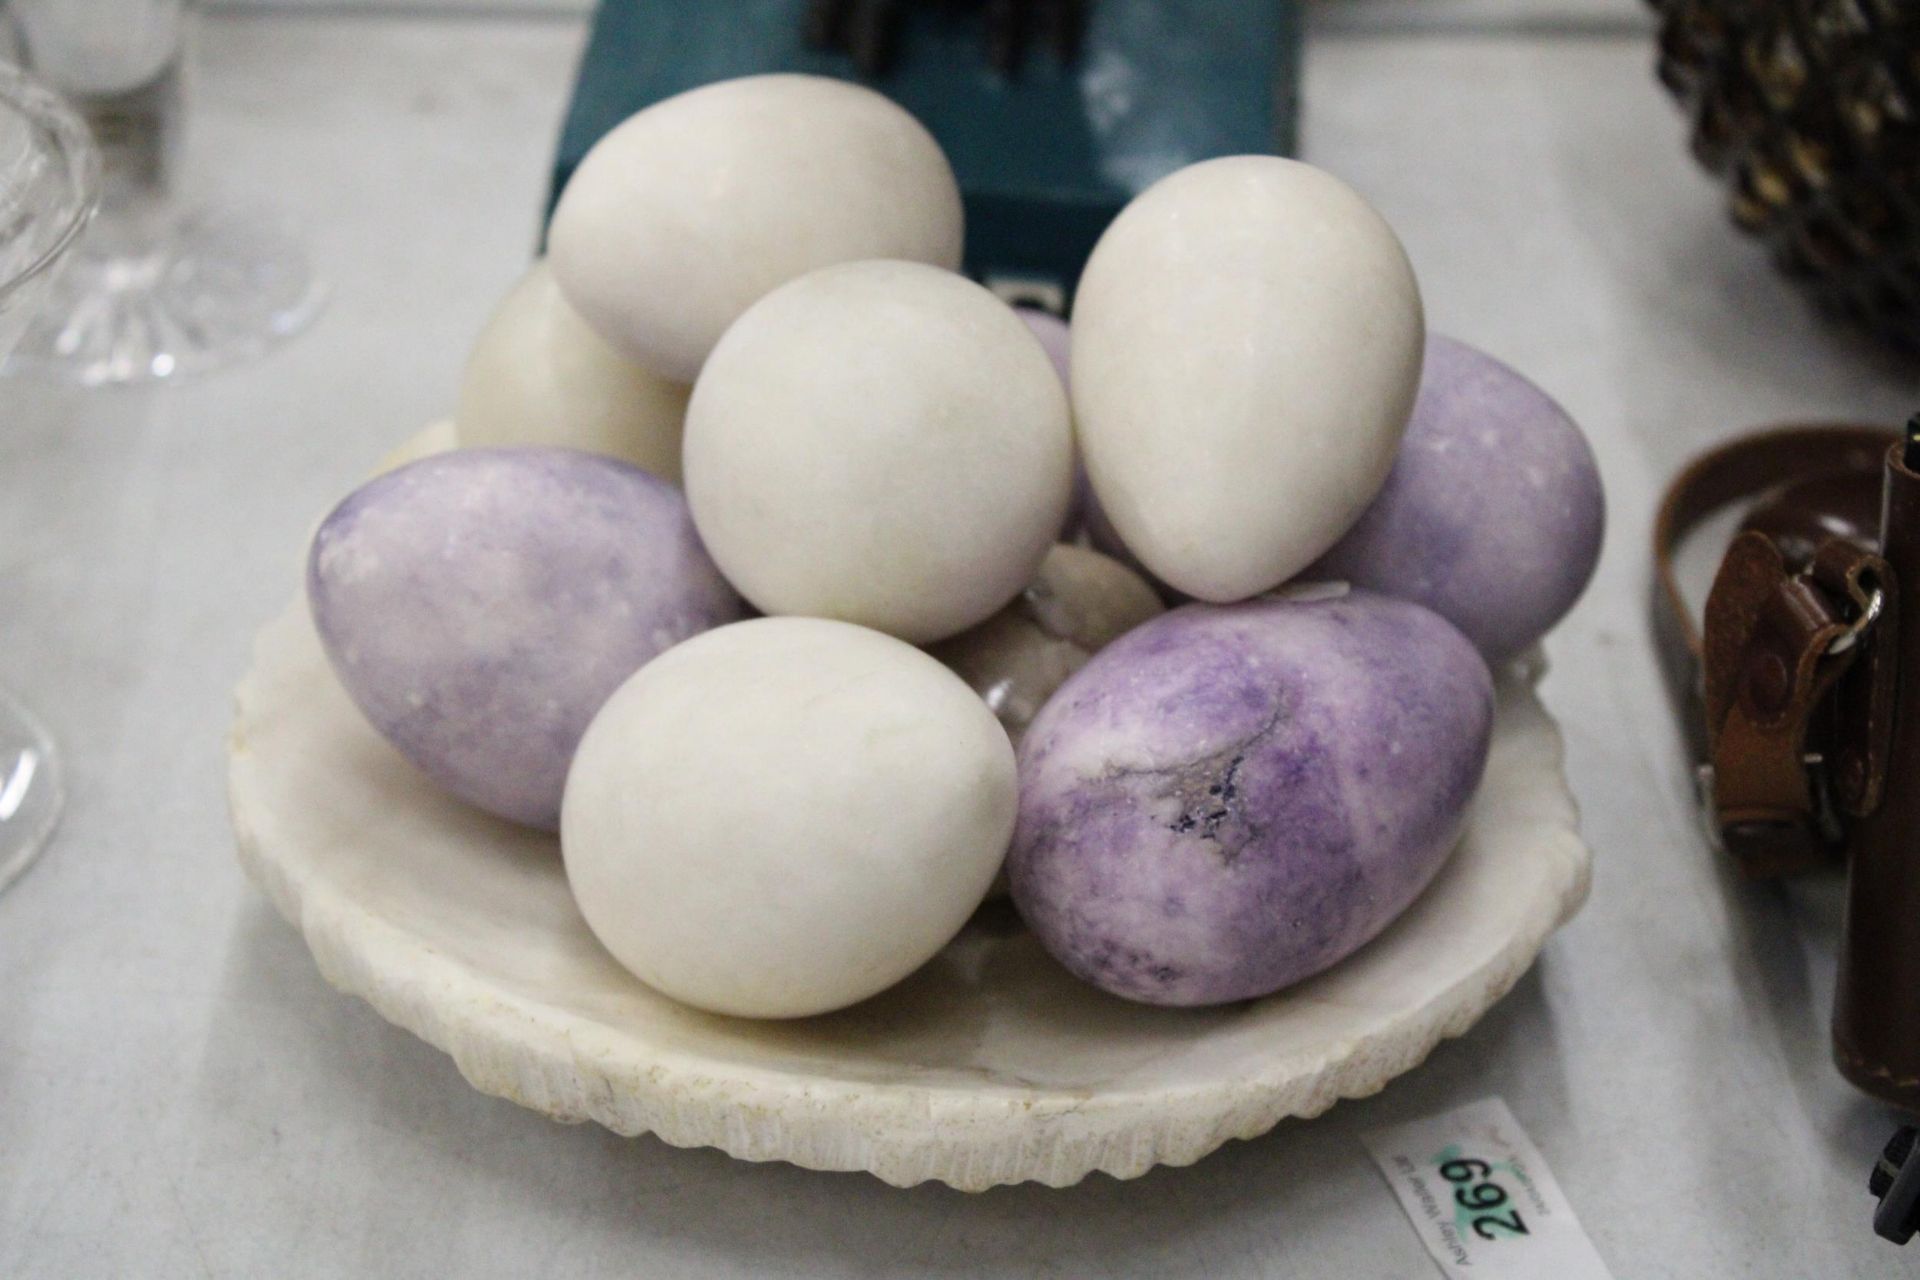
(307, 74, 1604, 1019)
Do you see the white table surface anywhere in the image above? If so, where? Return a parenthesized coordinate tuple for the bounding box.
(6, 7, 1920, 1278)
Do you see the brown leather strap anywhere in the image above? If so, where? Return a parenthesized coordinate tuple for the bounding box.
(1651, 424, 1897, 875)
(1653, 426, 1891, 684)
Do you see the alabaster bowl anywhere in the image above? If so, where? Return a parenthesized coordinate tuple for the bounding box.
(229, 431, 1589, 1190)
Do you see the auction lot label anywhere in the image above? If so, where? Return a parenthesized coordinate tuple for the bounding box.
(1363, 1097, 1613, 1280)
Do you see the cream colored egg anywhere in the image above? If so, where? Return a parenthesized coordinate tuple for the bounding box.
(454, 262, 689, 481)
(548, 74, 964, 383)
(683, 260, 1074, 644)
(929, 543, 1164, 747)
(372, 419, 457, 476)
(1071, 156, 1425, 603)
(560, 617, 1016, 1019)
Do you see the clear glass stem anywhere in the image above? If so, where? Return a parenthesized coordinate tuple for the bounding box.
(2, 0, 322, 384)
(0, 687, 63, 892)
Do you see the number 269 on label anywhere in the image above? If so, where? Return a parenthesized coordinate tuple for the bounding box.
(1438, 1157, 1530, 1241)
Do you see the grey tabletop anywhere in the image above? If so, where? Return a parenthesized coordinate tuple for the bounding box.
(6, 5, 1920, 1278)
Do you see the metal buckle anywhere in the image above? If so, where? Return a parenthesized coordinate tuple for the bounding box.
(1825, 579, 1885, 656)
(1805, 750, 1846, 846)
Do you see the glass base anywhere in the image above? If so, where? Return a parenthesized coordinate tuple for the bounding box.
(0, 690, 62, 894)
(3, 202, 324, 385)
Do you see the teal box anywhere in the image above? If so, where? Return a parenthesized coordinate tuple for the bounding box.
(550, 0, 1302, 301)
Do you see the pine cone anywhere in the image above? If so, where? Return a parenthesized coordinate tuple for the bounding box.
(1652, 0, 1920, 349)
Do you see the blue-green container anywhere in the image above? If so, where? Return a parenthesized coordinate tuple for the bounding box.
(550, 0, 1301, 303)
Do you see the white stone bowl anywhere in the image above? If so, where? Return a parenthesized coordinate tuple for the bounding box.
(229, 454, 1590, 1191)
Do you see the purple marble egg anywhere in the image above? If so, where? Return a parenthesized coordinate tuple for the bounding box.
(308, 447, 744, 829)
(1009, 589, 1493, 1007)
(1017, 307, 1071, 388)
(1019, 307, 1094, 541)
(1309, 335, 1604, 664)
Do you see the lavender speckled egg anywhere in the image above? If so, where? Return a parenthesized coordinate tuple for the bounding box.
(1017, 308, 1071, 387)
(1309, 335, 1604, 664)
(1009, 588, 1493, 1007)
(1017, 307, 1092, 541)
(307, 447, 744, 830)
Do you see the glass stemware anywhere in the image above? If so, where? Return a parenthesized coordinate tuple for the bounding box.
(0, 62, 98, 889)
(1, 0, 322, 385)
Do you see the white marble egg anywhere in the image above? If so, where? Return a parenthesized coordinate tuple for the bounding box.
(547, 74, 964, 383)
(1071, 156, 1425, 602)
(683, 260, 1074, 644)
(561, 616, 1016, 1019)
(455, 262, 690, 480)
